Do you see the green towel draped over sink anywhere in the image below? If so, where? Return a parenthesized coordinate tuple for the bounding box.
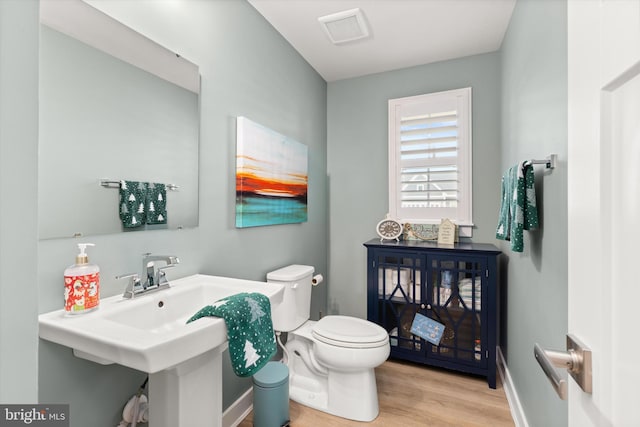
(187, 292, 276, 377)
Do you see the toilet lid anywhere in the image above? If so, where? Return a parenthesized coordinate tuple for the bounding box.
(312, 315, 389, 349)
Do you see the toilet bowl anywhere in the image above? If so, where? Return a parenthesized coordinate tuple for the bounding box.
(267, 265, 390, 422)
(286, 316, 390, 421)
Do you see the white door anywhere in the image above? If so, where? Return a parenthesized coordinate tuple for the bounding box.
(568, 1, 640, 426)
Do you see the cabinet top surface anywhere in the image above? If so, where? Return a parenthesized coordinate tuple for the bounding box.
(363, 238, 501, 255)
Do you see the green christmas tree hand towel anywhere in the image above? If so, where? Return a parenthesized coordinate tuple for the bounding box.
(496, 161, 539, 252)
(146, 183, 167, 225)
(119, 180, 148, 228)
(187, 292, 276, 377)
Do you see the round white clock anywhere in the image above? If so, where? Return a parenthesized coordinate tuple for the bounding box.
(376, 217, 403, 241)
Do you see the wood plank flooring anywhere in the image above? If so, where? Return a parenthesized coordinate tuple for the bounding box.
(239, 359, 514, 427)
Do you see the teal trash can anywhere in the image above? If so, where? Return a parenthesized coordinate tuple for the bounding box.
(252, 362, 289, 427)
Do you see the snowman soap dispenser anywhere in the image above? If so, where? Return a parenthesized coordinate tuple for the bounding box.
(64, 243, 100, 314)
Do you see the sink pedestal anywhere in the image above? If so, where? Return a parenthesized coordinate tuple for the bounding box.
(149, 345, 225, 427)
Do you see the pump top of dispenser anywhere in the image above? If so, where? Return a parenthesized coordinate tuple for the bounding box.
(75, 243, 95, 265)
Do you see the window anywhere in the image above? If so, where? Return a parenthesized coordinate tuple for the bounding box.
(388, 88, 472, 235)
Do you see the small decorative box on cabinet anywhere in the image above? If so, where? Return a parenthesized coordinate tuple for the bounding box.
(364, 239, 501, 388)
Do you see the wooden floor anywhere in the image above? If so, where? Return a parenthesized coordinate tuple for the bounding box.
(239, 359, 514, 427)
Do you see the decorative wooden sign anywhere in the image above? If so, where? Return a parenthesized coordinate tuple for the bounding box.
(437, 218, 457, 245)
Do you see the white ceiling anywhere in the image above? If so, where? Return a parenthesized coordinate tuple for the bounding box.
(248, 0, 516, 82)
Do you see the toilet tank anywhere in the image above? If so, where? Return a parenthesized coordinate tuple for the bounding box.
(266, 264, 314, 332)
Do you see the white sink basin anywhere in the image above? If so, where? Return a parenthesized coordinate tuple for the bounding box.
(38, 274, 284, 373)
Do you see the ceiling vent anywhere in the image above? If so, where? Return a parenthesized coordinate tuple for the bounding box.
(318, 8, 370, 45)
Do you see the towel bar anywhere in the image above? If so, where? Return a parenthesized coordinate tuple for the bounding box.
(99, 179, 179, 190)
(528, 154, 557, 169)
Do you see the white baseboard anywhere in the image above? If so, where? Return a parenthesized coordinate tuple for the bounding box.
(497, 347, 529, 427)
(222, 387, 253, 427)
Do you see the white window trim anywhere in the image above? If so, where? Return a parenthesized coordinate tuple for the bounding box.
(388, 87, 473, 237)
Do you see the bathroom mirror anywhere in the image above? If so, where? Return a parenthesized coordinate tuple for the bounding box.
(38, 0, 200, 239)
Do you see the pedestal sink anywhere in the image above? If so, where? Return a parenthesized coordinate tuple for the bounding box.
(38, 274, 284, 427)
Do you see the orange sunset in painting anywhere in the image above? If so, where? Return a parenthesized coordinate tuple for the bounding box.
(236, 117, 308, 228)
(236, 167, 307, 200)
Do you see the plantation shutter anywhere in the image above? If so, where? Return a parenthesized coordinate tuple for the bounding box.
(388, 88, 472, 228)
(400, 111, 459, 207)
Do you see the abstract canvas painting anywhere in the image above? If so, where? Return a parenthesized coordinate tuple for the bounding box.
(236, 117, 308, 228)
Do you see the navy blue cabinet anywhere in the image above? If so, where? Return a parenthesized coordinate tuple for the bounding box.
(364, 239, 501, 388)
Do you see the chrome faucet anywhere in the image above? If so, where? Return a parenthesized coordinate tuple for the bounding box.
(116, 253, 179, 299)
(142, 253, 180, 288)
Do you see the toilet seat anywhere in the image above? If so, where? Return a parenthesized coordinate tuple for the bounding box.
(312, 315, 389, 349)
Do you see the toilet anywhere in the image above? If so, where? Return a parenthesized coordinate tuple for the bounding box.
(267, 264, 390, 422)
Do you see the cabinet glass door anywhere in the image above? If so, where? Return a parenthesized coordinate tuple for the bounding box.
(427, 255, 485, 366)
(375, 252, 422, 354)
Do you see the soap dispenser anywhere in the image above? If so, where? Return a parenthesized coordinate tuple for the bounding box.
(64, 243, 100, 314)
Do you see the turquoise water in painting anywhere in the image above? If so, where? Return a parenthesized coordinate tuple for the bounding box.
(236, 196, 307, 228)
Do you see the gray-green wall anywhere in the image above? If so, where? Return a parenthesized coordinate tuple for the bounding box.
(0, 0, 39, 404)
(500, 1, 568, 426)
(327, 53, 502, 318)
(32, 1, 327, 426)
